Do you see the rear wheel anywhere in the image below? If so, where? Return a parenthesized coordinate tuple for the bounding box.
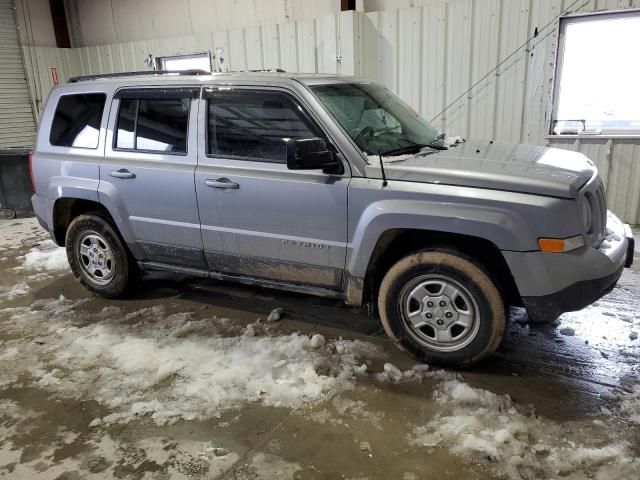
(378, 250, 505, 368)
(66, 214, 135, 298)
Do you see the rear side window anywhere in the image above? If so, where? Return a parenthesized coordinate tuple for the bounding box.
(115, 97, 191, 154)
(207, 89, 322, 163)
(49, 93, 106, 148)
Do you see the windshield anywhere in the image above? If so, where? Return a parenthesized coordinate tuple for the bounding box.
(310, 82, 441, 159)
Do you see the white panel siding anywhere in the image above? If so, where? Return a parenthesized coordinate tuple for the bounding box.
(18, 3, 640, 222)
(22, 13, 345, 115)
(0, 0, 36, 148)
(420, 1, 446, 129)
(357, 1, 640, 224)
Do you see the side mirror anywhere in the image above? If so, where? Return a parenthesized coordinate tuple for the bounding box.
(286, 138, 341, 172)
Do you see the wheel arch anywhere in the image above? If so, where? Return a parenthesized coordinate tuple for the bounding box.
(356, 228, 521, 309)
(52, 197, 117, 246)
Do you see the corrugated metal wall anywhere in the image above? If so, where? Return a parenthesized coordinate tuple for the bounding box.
(0, 0, 36, 148)
(19, 2, 640, 223)
(22, 11, 359, 117)
(356, 0, 640, 224)
(359, 0, 640, 142)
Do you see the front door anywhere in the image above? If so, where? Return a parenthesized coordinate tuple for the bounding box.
(100, 87, 206, 269)
(195, 86, 349, 289)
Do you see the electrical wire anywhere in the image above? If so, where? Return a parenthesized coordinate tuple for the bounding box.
(429, 0, 591, 122)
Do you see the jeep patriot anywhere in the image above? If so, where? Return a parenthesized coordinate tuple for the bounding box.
(30, 71, 635, 367)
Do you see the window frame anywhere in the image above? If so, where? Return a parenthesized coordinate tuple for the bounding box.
(203, 86, 336, 165)
(48, 92, 107, 150)
(112, 87, 198, 156)
(550, 8, 640, 137)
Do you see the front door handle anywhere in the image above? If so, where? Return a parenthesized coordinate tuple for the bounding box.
(205, 178, 239, 189)
(110, 168, 136, 179)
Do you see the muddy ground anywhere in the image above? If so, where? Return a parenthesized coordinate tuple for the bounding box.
(1, 218, 639, 479)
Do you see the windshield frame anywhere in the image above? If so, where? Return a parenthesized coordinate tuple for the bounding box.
(308, 80, 442, 164)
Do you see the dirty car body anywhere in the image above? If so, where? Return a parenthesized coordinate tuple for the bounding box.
(30, 72, 635, 366)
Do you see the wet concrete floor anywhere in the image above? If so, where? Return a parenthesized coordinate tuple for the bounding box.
(1, 218, 639, 479)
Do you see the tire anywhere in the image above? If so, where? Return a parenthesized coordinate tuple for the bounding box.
(65, 214, 135, 298)
(378, 249, 505, 368)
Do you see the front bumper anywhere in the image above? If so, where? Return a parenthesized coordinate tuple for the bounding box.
(522, 265, 624, 323)
(504, 211, 634, 323)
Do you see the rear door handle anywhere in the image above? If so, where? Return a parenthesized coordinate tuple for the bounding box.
(205, 178, 239, 189)
(110, 169, 136, 179)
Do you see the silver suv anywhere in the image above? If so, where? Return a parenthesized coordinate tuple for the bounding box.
(30, 71, 635, 367)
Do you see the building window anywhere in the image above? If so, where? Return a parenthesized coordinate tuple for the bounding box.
(552, 10, 640, 135)
(157, 52, 211, 72)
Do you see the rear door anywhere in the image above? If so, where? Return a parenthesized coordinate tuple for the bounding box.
(99, 87, 206, 269)
(195, 86, 350, 289)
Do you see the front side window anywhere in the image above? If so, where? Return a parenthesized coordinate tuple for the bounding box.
(207, 89, 323, 163)
(115, 96, 190, 153)
(311, 83, 440, 159)
(50, 93, 106, 148)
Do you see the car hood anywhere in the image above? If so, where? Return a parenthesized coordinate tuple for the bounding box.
(366, 140, 596, 199)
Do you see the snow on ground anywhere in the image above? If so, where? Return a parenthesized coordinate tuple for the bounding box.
(18, 239, 69, 272)
(0, 296, 383, 427)
(2, 218, 640, 479)
(0, 282, 29, 301)
(413, 379, 640, 480)
(4, 293, 638, 478)
(0, 217, 49, 251)
(556, 272, 640, 427)
(0, 399, 243, 479)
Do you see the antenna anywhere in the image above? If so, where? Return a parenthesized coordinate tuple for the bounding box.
(378, 150, 388, 188)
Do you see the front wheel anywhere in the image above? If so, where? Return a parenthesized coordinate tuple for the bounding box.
(378, 250, 505, 368)
(65, 214, 135, 298)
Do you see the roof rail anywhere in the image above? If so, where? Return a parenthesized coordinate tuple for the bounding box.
(67, 69, 210, 83)
(245, 69, 287, 73)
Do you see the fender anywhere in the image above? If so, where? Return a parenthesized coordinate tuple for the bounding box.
(347, 198, 539, 279)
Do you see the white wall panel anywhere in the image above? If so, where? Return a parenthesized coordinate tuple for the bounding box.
(467, 0, 500, 140)
(19, 2, 640, 222)
(419, 1, 446, 128)
(443, 0, 472, 136)
(298, 20, 318, 73)
(355, 1, 640, 223)
(72, 0, 343, 46)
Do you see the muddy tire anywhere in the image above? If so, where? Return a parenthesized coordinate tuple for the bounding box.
(378, 249, 505, 368)
(65, 214, 135, 298)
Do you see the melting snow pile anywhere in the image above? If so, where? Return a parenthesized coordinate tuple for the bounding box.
(601, 375, 640, 424)
(0, 297, 383, 426)
(413, 380, 640, 479)
(0, 282, 29, 301)
(19, 239, 69, 271)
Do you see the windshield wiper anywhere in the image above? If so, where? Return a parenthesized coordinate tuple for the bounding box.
(381, 144, 431, 157)
(382, 141, 448, 157)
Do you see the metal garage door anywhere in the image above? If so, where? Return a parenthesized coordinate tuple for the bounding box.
(0, 0, 36, 148)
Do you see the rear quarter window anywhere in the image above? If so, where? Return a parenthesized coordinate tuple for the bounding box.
(49, 93, 106, 148)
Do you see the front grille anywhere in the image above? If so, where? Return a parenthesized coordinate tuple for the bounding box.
(582, 176, 607, 247)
